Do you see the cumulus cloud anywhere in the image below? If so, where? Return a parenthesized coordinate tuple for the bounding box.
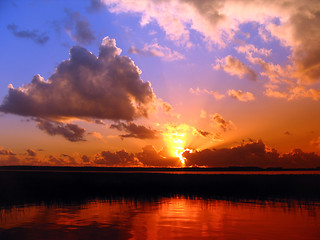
(7, 24, 49, 45)
(227, 89, 255, 102)
(110, 122, 159, 139)
(36, 118, 86, 142)
(214, 55, 257, 81)
(189, 88, 225, 100)
(0, 37, 156, 121)
(184, 140, 320, 168)
(64, 9, 95, 44)
(210, 113, 234, 132)
(129, 43, 184, 61)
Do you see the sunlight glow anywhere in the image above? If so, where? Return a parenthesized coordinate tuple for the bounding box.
(162, 124, 194, 165)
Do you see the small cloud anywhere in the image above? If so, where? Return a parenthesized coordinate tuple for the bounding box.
(213, 55, 257, 81)
(88, 131, 103, 140)
(35, 118, 86, 142)
(86, 0, 105, 13)
(7, 24, 49, 45)
(227, 89, 255, 102)
(190, 88, 225, 100)
(129, 43, 184, 61)
(311, 137, 320, 148)
(64, 9, 95, 45)
(26, 149, 37, 157)
(210, 113, 234, 132)
(110, 122, 159, 139)
(82, 155, 90, 163)
(284, 131, 292, 136)
(0, 146, 15, 156)
(200, 110, 207, 119)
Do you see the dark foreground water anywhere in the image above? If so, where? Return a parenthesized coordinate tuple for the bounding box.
(1, 170, 320, 239)
(1, 198, 320, 240)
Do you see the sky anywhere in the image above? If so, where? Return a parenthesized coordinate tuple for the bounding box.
(1, 0, 320, 168)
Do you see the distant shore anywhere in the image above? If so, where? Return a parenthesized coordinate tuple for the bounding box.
(1, 167, 320, 209)
(1, 165, 320, 172)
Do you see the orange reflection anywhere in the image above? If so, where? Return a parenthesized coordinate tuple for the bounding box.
(1, 198, 319, 240)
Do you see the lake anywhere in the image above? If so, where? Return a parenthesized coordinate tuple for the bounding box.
(1, 169, 320, 239)
(1, 197, 320, 239)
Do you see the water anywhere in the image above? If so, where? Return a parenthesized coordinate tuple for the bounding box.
(1, 198, 320, 240)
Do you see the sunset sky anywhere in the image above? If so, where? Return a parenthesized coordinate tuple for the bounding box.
(1, 0, 320, 167)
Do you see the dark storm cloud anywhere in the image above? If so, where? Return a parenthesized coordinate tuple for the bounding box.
(36, 119, 86, 142)
(0, 37, 156, 121)
(110, 122, 159, 139)
(7, 24, 49, 45)
(184, 140, 320, 168)
(64, 9, 95, 45)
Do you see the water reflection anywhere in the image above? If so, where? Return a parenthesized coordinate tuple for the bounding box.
(1, 198, 320, 240)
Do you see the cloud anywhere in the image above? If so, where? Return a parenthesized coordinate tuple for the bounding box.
(86, 0, 105, 13)
(82, 155, 90, 163)
(64, 9, 95, 45)
(36, 118, 86, 142)
(210, 113, 234, 132)
(311, 137, 320, 148)
(190, 88, 225, 100)
(192, 128, 222, 141)
(200, 110, 207, 119)
(129, 43, 184, 61)
(103, 0, 320, 83)
(26, 149, 37, 157)
(184, 140, 320, 168)
(0, 37, 156, 121)
(110, 122, 159, 139)
(135, 145, 181, 167)
(94, 150, 140, 166)
(88, 131, 104, 140)
(0, 146, 15, 156)
(214, 55, 257, 81)
(7, 24, 49, 45)
(227, 89, 255, 102)
(0, 146, 20, 166)
(284, 131, 292, 136)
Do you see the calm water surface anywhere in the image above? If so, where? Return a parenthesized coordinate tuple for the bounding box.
(1, 197, 319, 240)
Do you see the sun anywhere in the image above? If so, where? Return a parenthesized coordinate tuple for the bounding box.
(162, 124, 193, 165)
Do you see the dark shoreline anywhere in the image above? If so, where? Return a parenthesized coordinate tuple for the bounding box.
(1, 168, 320, 209)
(1, 165, 320, 172)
